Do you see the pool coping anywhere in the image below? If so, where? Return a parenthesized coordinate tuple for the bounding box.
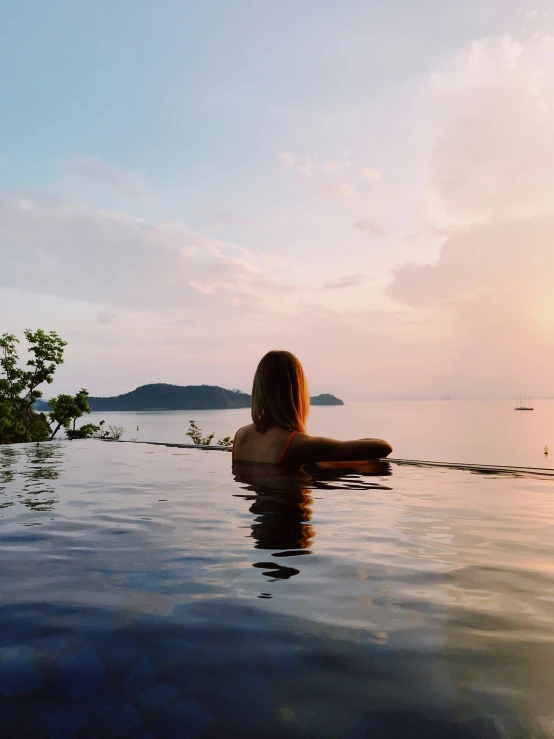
(98, 440, 554, 477)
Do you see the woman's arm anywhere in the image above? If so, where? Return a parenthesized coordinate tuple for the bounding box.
(287, 434, 392, 465)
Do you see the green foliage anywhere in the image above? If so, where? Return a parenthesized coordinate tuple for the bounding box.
(65, 423, 103, 440)
(48, 388, 92, 441)
(0, 330, 66, 444)
(186, 420, 232, 447)
(73, 422, 125, 441)
(0, 331, 101, 445)
(186, 420, 214, 445)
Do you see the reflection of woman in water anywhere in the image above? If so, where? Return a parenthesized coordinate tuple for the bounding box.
(233, 460, 392, 584)
(233, 463, 315, 581)
(232, 350, 392, 468)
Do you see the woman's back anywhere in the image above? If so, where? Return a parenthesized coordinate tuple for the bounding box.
(232, 424, 297, 465)
(232, 423, 392, 466)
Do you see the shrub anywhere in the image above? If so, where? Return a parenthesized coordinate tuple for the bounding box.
(186, 421, 233, 447)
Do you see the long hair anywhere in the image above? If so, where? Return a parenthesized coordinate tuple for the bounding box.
(251, 350, 309, 433)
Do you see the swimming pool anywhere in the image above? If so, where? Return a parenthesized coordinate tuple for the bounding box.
(1, 440, 554, 738)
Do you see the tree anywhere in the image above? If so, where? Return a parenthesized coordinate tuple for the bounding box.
(0, 330, 66, 444)
(48, 388, 93, 440)
(0, 330, 101, 445)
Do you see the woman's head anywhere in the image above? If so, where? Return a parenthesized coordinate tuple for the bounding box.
(251, 350, 309, 433)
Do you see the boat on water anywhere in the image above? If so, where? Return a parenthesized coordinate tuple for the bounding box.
(514, 395, 534, 411)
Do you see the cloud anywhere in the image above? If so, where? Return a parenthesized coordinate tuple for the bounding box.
(387, 33, 554, 396)
(98, 310, 117, 324)
(201, 208, 249, 228)
(278, 152, 315, 178)
(311, 182, 355, 199)
(295, 159, 314, 178)
(361, 169, 382, 183)
(424, 40, 554, 228)
(278, 152, 296, 168)
(322, 275, 368, 290)
(0, 189, 368, 319)
(0, 191, 298, 313)
(321, 159, 352, 174)
(279, 153, 378, 184)
(279, 153, 369, 199)
(68, 154, 149, 198)
(354, 220, 385, 235)
(525, 10, 538, 19)
(0, 178, 439, 399)
(279, 152, 357, 180)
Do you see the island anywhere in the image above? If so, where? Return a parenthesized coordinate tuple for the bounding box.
(310, 393, 344, 406)
(34, 384, 344, 411)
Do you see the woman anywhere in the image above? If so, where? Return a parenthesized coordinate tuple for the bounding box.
(232, 350, 392, 466)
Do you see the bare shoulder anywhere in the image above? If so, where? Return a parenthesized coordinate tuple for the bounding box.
(234, 423, 256, 440)
(233, 423, 264, 453)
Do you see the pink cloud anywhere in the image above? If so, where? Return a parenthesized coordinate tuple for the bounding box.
(354, 220, 385, 235)
(387, 33, 554, 396)
(311, 182, 355, 199)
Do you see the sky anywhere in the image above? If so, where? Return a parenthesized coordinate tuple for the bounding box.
(1, 0, 554, 400)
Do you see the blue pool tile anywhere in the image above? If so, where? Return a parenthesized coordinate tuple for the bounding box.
(0, 645, 43, 697)
(58, 644, 106, 698)
(82, 687, 126, 717)
(122, 655, 159, 694)
(0, 627, 33, 648)
(351, 710, 454, 739)
(93, 633, 141, 669)
(101, 701, 142, 738)
(263, 644, 299, 671)
(227, 663, 270, 692)
(171, 603, 195, 616)
(40, 703, 88, 739)
(152, 637, 200, 668)
(34, 634, 81, 655)
(153, 698, 212, 739)
(0, 700, 18, 734)
(78, 610, 120, 634)
(137, 682, 179, 715)
(2, 713, 48, 738)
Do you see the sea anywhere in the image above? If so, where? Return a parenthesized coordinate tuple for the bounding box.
(88, 399, 554, 470)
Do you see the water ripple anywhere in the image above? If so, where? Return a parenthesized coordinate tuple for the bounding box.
(1, 441, 554, 736)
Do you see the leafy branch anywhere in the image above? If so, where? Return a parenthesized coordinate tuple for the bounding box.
(186, 420, 232, 447)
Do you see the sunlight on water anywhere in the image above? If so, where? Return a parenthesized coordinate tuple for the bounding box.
(1, 440, 554, 737)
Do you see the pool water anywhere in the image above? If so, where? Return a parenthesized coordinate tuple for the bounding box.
(1, 440, 554, 738)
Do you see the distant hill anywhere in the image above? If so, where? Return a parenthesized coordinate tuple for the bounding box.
(86, 384, 251, 412)
(310, 393, 344, 406)
(34, 384, 344, 411)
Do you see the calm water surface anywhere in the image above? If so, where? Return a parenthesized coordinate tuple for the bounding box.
(1, 440, 554, 737)
(88, 399, 554, 469)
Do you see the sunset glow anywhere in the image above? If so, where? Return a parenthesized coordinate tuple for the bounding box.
(1, 2, 553, 399)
